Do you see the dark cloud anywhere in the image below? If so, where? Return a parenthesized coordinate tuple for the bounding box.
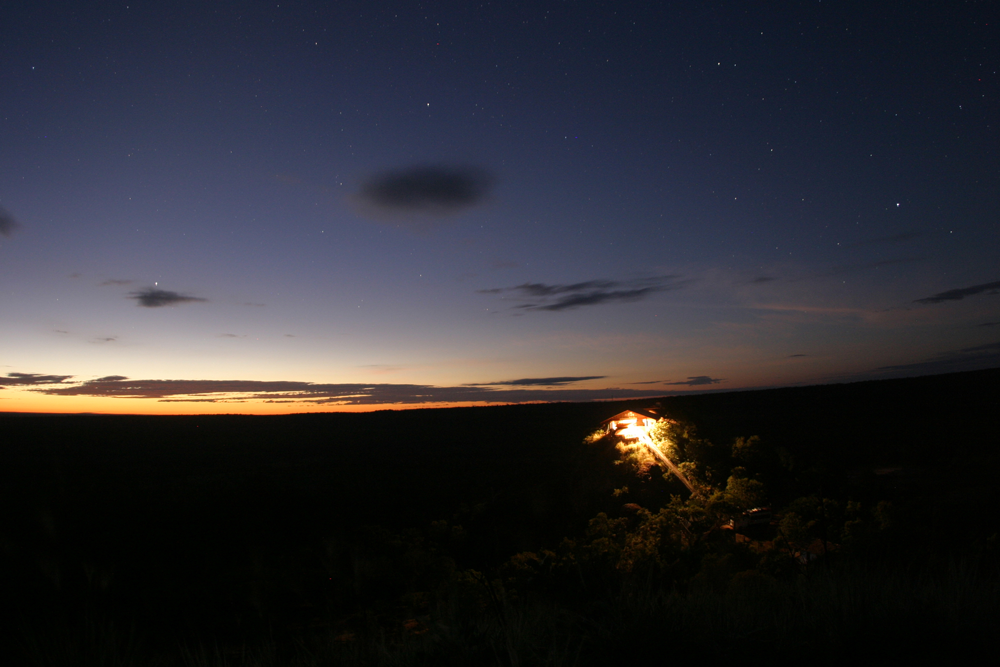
(91, 336, 117, 343)
(467, 376, 605, 387)
(100, 279, 135, 286)
(1, 372, 74, 386)
(219, 333, 245, 338)
(481, 275, 691, 312)
(665, 376, 723, 386)
(517, 288, 659, 311)
(788, 354, 807, 358)
(631, 380, 664, 385)
(977, 322, 1000, 328)
(0, 205, 20, 237)
(357, 165, 493, 215)
(129, 288, 207, 308)
(32, 376, 673, 405)
(913, 281, 1000, 305)
(507, 280, 617, 298)
(749, 275, 777, 284)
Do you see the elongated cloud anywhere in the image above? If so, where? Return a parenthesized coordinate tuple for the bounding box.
(31, 375, 669, 405)
(664, 376, 723, 386)
(0, 372, 74, 386)
(129, 288, 207, 308)
(481, 275, 691, 312)
(358, 165, 493, 215)
(0, 205, 20, 237)
(913, 281, 1000, 305)
(467, 376, 605, 387)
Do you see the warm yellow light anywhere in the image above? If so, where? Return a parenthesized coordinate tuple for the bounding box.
(619, 425, 645, 440)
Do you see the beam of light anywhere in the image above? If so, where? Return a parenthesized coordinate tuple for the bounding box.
(606, 413, 695, 492)
(638, 431, 695, 493)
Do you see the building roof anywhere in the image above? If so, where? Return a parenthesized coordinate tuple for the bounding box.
(600, 407, 661, 425)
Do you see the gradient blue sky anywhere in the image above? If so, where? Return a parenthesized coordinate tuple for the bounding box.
(2, 0, 998, 413)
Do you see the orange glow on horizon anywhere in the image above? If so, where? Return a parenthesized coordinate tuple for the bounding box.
(0, 391, 513, 415)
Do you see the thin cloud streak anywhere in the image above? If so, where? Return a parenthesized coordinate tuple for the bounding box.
(913, 281, 1000, 305)
(481, 275, 692, 312)
(1, 372, 74, 387)
(467, 376, 605, 387)
(664, 376, 723, 386)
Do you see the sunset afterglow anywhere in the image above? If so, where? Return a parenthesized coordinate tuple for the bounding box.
(2, 1, 996, 414)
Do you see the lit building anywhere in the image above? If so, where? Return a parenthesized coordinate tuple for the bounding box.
(601, 408, 666, 440)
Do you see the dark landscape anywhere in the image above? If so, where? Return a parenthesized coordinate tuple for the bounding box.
(3, 367, 999, 665)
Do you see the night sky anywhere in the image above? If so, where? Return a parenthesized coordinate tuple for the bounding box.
(1, 1, 997, 414)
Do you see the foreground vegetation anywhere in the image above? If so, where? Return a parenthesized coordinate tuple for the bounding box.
(18, 563, 999, 665)
(2, 368, 999, 664)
